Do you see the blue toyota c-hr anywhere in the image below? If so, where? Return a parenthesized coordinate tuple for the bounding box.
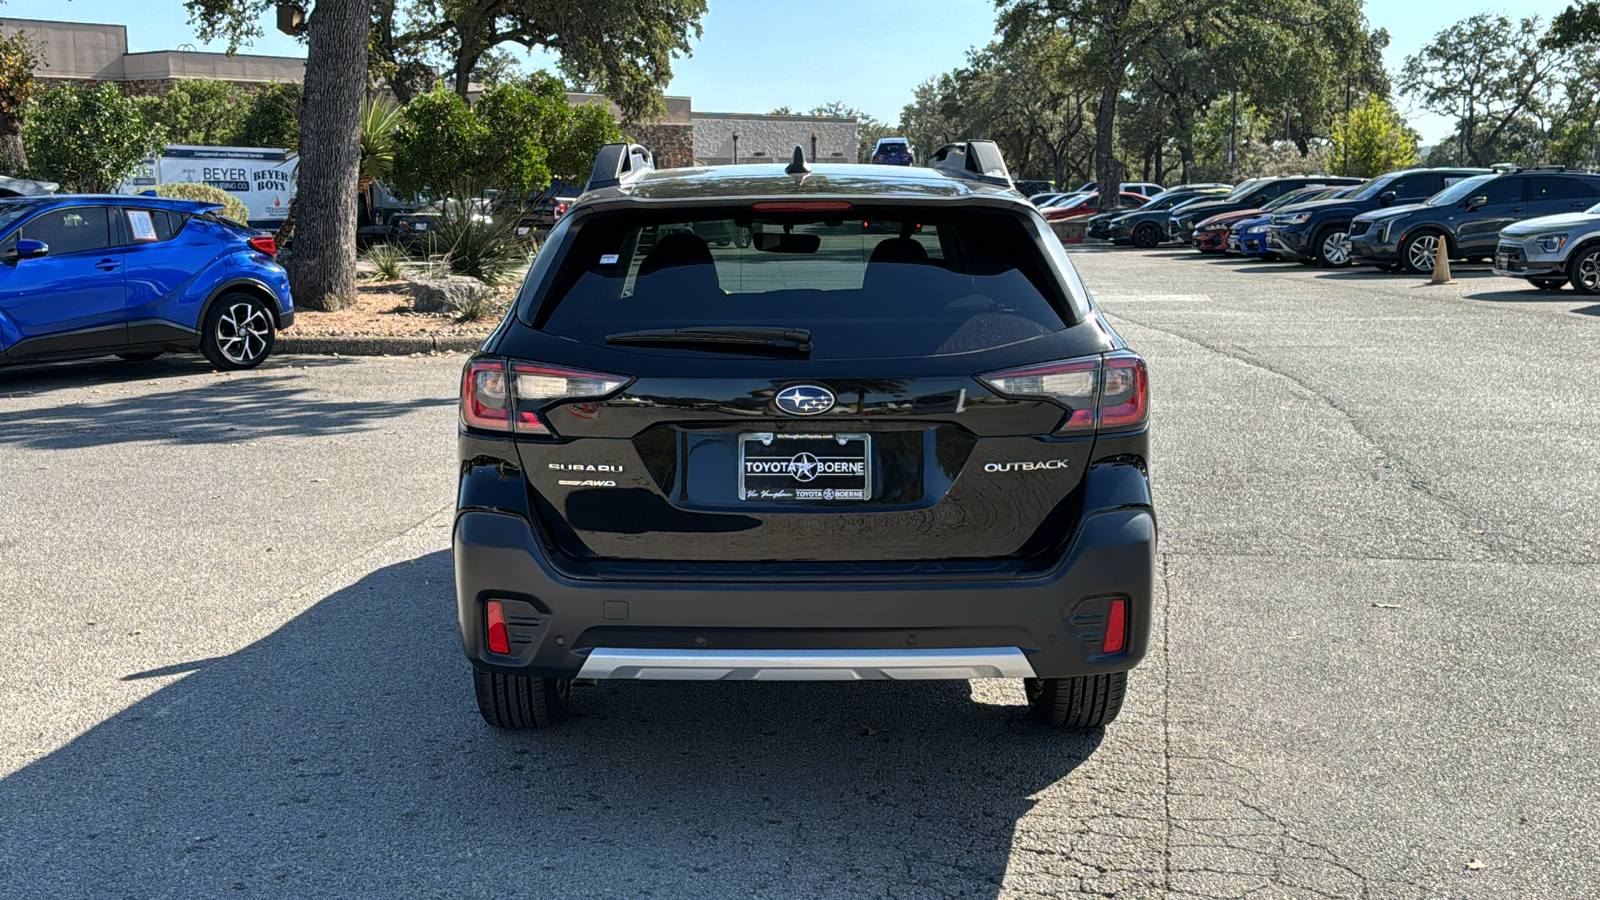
(0, 195, 293, 371)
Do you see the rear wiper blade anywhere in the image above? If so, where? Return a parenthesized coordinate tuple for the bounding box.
(605, 326, 812, 354)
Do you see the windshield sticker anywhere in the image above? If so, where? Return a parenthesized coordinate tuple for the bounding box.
(599, 253, 619, 265)
(127, 210, 158, 241)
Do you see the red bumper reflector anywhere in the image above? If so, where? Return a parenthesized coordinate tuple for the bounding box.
(1103, 599, 1126, 654)
(486, 600, 510, 654)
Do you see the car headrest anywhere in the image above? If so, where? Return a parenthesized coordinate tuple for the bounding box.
(636, 231, 720, 299)
(867, 237, 929, 265)
(638, 232, 715, 277)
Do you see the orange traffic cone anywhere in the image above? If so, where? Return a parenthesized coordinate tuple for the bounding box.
(1430, 238, 1452, 284)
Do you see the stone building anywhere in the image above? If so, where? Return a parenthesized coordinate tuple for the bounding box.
(5, 18, 305, 94)
(564, 92, 697, 170)
(692, 112, 859, 166)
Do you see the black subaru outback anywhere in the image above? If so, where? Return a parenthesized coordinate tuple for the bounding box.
(454, 141, 1156, 730)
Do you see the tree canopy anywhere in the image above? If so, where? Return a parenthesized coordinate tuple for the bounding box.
(24, 82, 166, 192)
(186, 0, 706, 121)
(391, 73, 621, 199)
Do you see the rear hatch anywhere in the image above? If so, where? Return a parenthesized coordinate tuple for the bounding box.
(485, 203, 1131, 568)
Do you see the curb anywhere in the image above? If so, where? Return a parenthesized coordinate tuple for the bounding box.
(277, 334, 488, 356)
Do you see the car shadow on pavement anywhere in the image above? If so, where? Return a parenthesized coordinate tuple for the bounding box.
(0, 359, 450, 451)
(1457, 287, 1600, 315)
(0, 551, 1103, 899)
(0, 353, 339, 393)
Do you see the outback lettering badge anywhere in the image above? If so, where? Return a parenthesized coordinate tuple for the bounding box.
(985, 459, 1072, 473)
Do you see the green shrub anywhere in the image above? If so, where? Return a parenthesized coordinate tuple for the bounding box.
(360, 242, 408, 280)
(24, 82, 164, 192)
(446, 282, 498, 323)
(153, 183, 251, 225)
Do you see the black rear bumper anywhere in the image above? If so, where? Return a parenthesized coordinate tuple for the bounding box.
(454, 491, 1156, 681)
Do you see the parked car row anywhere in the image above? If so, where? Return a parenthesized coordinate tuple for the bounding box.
(1089, 165, 1600, 294)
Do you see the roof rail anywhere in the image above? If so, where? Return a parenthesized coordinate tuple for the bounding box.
(927, 140, 1013, 188)
(1528, 164, 1570, 172)
(1489, 162, 1521, 173)
(585, 142, 654, 192)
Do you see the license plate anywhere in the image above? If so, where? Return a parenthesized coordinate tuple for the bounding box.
(739, 433, 870, 502)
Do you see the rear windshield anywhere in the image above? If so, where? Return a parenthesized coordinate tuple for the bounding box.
(876, 142, 908, 155)
(532, 209, 1078, 360)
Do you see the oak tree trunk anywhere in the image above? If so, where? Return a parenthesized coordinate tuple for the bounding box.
(1093, 60, 1124, 213)
(290, 0, 372, 311)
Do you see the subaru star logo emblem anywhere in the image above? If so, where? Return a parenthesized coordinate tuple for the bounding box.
(775, 384, 835, 416)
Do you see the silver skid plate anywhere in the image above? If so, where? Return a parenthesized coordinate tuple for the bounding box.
(574, 647, 1036, 681)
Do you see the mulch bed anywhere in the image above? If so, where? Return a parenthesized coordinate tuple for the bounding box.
(287, 280, 511, 339)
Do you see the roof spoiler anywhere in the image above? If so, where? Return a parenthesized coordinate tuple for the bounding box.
(927, 140, 1013, 188)
(585, 143, 654, 192)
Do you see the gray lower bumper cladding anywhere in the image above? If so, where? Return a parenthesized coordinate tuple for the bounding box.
(575, 647, 1038, 681)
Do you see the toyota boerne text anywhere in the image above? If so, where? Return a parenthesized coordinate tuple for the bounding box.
(453, 140, 1156, 731)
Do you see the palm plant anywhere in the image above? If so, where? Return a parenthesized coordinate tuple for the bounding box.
(358, 94, 404, 213)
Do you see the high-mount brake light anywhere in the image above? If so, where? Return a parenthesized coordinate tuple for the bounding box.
(751, 201, 854, 212)
(977, 351, 1148, 435)
(461, 358, 631, 435)
(247, 235, 277, 258)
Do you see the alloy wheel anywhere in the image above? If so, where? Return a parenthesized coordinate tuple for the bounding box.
(1321, 231, 1351, 266)
(1407, 235, 1439, 272)
(217, 302, 272, 365)
(1577, 253, 1600, 293)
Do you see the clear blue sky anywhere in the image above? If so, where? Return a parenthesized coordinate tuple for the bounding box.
(3, 0, 1580, 143)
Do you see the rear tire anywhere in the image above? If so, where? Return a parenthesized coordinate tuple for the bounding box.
(1132, 222, 1162, 249)
(473, 670, 571, 729)
(117, 351, 162, 362)
(1570, 246, 1600, 295)
(200, 292, 276, 370)
(1025, 672, 1126, 728)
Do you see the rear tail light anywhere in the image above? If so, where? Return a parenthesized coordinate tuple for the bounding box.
(1098, 354, 1148, 430)
(460, 357, 631, 436)
(977, 350, 1148, 435)
(247, 235, 277, 257)
(461, 359, 511, 430)
(1103, 598, 1126, 654)
(486, 600, 510, 654)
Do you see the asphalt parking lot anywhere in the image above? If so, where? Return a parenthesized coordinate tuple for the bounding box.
(2, 251, 1596, 899)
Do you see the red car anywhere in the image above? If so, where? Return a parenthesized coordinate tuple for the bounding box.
(1042, 191, 1149, 221)
(1192, 208, 1269, 253)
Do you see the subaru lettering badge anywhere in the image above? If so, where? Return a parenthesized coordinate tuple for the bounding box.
(775, 384, 836, 416)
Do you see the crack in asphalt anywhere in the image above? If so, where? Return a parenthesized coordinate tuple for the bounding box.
(1103, 310, 1541, 564)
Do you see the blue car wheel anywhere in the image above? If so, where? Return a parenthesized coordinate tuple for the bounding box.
(200, 292, 277, 370)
